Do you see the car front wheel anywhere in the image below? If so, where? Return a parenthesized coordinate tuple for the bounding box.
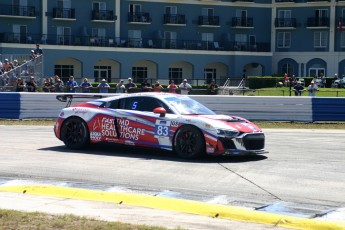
(174, 125, 205, 159)
(60, 117, 90, 149)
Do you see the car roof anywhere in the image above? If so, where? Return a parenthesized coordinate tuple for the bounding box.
(98, 92, 186, 102)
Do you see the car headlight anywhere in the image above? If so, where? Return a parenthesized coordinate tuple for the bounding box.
(216, 129, 239, 138)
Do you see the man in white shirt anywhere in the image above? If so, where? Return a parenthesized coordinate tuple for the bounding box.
(179, 79, 192, 95)
(308, 81, 319, 96)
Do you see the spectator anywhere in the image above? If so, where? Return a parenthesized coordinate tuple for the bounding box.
(141, 79, 152, 92)
(26, 76, 38, 92)
(54, 78, 64, 92)
(80, 78, 92, 93)
(34, 44, 43, 56)
(307, 81, 319, 96)
(42, 78, 52, 92)
(167, 80, 177, 93)
(125, 77, 137, 93)
(179, 79, 192, 95)
(283, 73, 289, 87)
(2, 59, 11, 72)
(115, 80, 126, 93)
(292, 81, 305, 96)
(15, 78, 25, 92)
(207, 80, 218, 95)
(66, 76, 79, 93)
(97, 78, 110, 93)
(153, 81, 163, 92)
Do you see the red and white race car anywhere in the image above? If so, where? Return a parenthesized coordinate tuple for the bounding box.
(54, 93, 266, 159)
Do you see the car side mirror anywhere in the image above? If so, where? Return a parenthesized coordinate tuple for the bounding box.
(153, 107, 166, 117)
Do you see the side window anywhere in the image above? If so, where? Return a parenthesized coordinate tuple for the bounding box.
(118, 97, 173, 113)
(104, 100, 119, 109)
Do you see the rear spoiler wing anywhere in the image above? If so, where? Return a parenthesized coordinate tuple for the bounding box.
(56, 94, 104, 107)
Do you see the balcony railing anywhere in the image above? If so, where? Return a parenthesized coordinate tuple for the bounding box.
(232, 17, 254, 27)
(306, 17, 329, 27)
(128, 12, 151, 23)
(163, 14, 186, 25)
(91, 10, 116, 21)
(52, 7, 75, 19)
(0, 4, 36, 17)
(275, 0, 295, 2)
(0, 33, 271, 52)
(275, 18, 297, 28)
(198, 16, 220, 26)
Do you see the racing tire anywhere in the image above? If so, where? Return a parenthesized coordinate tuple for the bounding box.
(174, 125, 205, 159)
(60, 117, 90, 149)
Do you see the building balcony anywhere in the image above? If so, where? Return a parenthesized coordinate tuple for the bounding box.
(0, 32, 271, 52)
(232, 17, 254, 28)
(0, 4, 36, 18)
(198, 16, 220, 27)
(275, 0, 295, 2)
(163, 14, 186, 26)
(52, 8, 75, 20)
(232, 0, 254, 2)
(128, 12, 151, 24)
(306, 17, 329, 28)
(275, 18, 297, 28)
(307, 0, 330, 2)
(91, 10, 116, 22)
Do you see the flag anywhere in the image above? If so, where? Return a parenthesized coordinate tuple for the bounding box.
(339, 17, 342, 33)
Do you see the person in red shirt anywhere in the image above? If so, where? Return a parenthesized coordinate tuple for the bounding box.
(167, 80, 177, 93)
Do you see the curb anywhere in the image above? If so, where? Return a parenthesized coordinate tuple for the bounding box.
(0, 185, 344, 229)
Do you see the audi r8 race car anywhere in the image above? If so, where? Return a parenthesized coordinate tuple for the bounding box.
(54, 93, 266, 159)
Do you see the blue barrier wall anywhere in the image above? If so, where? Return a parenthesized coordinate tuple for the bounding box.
(0, 93, 21, 119)
(312, 98, 345, 122)
(1, 93, 345, 122)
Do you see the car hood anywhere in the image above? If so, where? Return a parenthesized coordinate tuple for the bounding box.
(192, 114, 262, 133)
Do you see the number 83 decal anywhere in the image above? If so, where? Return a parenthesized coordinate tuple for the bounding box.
(154, 124, 170, 137)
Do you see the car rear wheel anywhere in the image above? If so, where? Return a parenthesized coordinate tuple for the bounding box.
(174, 125, 205, 159)
(61, 117, 90, 149)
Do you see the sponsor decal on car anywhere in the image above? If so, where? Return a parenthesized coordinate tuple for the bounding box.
(90, 132, 101, 141)
(171, 121, 179, 127)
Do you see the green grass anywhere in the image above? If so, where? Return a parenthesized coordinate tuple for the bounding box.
(0, 209, 179, 230)
(240, 87, 345, 97)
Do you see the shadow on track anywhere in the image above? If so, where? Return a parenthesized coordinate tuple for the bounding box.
(39, 143, 267, 163)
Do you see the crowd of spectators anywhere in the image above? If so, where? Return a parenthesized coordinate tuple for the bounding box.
(0, 44, 43, 92)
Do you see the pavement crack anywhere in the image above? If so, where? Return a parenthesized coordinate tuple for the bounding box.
(218, 163, 282, 200)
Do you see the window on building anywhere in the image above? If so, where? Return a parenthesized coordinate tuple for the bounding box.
(129, 4, 141, 13)
(92, 28, 106, 39)
(278, 10, 291, 27)
(281, 63, 293, 76)
(204, 68, 216, 84)
(94, 66, 111, 83)
(132, 67, 147, 83)
(164, 31, 177, 48)
(55, 65, 74, 83)
(57, 0, 72, 18)
(277, 32, 291, 48)
(128, 30, 142, 47)
(92, 1, 106, 11)
(201, 33, 214, 49)
(12, 24, 27, 43)
(165, 6, 177, 14)
(202, 8, 214, 17)
(57, 27, 71, 45)
(341, 32, 345, 48)
(313, 31, 327, 48)
(169, 68, 182, 84)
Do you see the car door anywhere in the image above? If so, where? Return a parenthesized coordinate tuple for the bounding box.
(116, 96, 177, 149)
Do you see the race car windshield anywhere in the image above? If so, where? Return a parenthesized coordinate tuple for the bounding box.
(165, 97, 216, 115)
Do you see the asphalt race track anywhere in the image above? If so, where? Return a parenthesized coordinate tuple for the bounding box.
(0, 125, 345, 229)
